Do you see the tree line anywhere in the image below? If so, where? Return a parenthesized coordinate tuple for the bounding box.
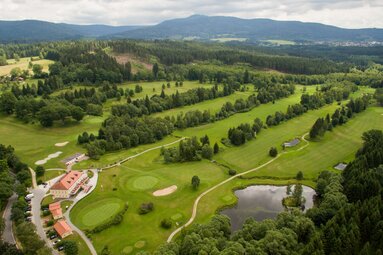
(309, 96, 370, 139)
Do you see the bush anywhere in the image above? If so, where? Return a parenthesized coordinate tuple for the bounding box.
(228, 169, 237, 176)
(138, 202, 154, 215)
(46, 220, 54, 227)
(269, 147, 278, 157)
(160, 218, 172, 229)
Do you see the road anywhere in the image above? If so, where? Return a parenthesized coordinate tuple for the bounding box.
(167, 133, 310, 242)
(30, 172, 64, 255)
(1, 192, 18, 245)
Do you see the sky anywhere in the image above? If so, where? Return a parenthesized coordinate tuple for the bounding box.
(0, 0, 382, 28)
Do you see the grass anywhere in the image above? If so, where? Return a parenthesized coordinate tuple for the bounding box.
(64, 231, 92, 255)
(61, 200, 73, 213)
(263, 40, 296, 45)
(38, 170, 65, 182)
(0, 57, 53, 76)
(69, 86, 380, 253)
(41, 195, 54, 207)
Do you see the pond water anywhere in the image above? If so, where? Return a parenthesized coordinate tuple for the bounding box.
(220, 185, 316, 231)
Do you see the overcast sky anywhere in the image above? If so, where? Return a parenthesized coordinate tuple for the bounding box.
(0, 0, 382, 28)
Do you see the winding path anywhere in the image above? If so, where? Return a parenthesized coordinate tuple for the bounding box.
(167, 133, 310, 242)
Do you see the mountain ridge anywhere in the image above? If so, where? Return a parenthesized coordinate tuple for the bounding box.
(1, 15, 383, 43)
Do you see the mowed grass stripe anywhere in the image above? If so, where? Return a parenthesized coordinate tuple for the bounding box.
(174, 85, 316, 143)
(247, 106, 383, 179)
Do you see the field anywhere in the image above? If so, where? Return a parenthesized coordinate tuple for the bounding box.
(0, 57, 53, 76)
(67, 84, 380, 254)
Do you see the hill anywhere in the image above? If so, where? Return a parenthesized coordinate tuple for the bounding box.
(0, 20, 141, 43)
(108, 15, 383, 42)
(1, 15, 383, 43)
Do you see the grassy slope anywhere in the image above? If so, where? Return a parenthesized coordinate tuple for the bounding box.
(0, 57, 53, 76)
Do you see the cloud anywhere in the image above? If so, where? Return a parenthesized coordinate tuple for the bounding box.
(0, 0, 381, 28)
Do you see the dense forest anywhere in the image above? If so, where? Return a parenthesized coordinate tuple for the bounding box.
(154, 129, 383, 255)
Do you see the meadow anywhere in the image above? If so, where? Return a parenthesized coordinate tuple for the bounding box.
(0, 57, 53, 76)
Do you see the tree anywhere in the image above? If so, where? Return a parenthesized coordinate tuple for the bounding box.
(32, 64, 43, 78)
(191, 175, 200, 189)
(35, 166, 45, 177)
(0, 92, 17, 114)
(374, 88, 383, 106)
(269, 147, 278, 157)
(160, 218, 172, 229)
(152, 63, 159, 78)
(296, 171, 303, 180)
(70, 106, 85, 121)
(61, 240, 78, 255)
(200, 135, 210, 145)
(201, 144, 213, 160)
(213, 142, 219, 154)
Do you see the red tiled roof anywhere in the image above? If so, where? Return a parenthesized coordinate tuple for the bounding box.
(49, 202, 62, 217)
(51, 171, 83, 191)
(54, 220, 72, 237)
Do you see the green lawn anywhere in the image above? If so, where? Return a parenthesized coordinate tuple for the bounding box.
(64, 231, 92, 255)
(0, 57, 53, 76)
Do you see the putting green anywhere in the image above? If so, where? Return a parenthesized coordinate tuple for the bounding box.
(134, 240, 146, 249)
(79, 198, 123, 227)
(130, 176, 159, 191)
(171, 213, 183, 221)
(122, 246, 133, 254)
(221, 195, 234, 202)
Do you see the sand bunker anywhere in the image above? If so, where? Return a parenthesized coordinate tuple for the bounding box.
(55, 141, 69, 147)
(35, 151, 63, 165)
(153, 185, 177, 196)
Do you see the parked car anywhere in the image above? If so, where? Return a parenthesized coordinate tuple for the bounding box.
(58, 246, 64, 251)
(25, 194, 34, 200)
(50, 234, 57, 240)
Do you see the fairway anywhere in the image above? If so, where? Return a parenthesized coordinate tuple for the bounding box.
(72, 198, 124, 229)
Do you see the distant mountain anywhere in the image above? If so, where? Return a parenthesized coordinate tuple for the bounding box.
(108, 15, 383, 42)
(0, 20, 141, 43)
(1, 15, 383, 43)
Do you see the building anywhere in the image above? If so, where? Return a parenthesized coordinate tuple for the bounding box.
(54, 220, 72, 238)
(50, 171, 88, 199)
(62, 153, 86, 166)
(49, 202, 63, 220)
(283, 138, 300, 148)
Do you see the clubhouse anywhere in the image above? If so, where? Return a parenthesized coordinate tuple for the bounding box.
(50, 171, 88, 199)
(49, 202, 63, 220)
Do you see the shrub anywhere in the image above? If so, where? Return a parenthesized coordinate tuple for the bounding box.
(138, 202, 154, 215)
(160, 218, 172, 229)
(269, 147, 278, 157)
(228, 169, 237, 176)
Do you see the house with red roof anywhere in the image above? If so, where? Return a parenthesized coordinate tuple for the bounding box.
(54, 219, 72, 238)
(50, 171, 87, 199)
(49, 202, 63, 220)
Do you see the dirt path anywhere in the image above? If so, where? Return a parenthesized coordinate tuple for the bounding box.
(167, 133, 309, 242)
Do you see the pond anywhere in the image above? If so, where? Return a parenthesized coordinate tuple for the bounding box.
(220, 185, 316, 231)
